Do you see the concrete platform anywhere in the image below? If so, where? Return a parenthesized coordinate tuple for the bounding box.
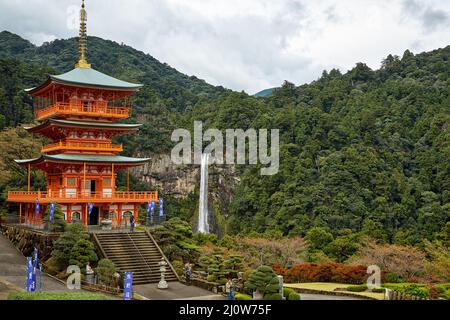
(134, 281, 225, 300)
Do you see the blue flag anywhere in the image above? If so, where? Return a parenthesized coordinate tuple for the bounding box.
(26, 257, 33, 292)
(49, 202, 56, 222)
(124, 272, 133, 300)
(31, 248, 38, 292)
(88, 203, 94, 217)
(35, 198, 40, 220)
(159, 198, 164, 217)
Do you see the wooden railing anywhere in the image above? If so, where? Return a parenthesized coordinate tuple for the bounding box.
(8, 191, 158, 203)
(35, 102, 130, 121)
(42, 141, 123, 153)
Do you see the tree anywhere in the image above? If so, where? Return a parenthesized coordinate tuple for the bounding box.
(245, 265, 280, 299)
(95, 259, 117, 287)
(44, 204, 66, 232)
(69, 239, 98, 273)
(305, 227, 334, 251)
(51, 223, 89, 265)
(351, 238, 426, 280)
(423, 240, 450, 282)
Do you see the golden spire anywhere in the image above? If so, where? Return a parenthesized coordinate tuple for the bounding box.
(75, 0, 91, 68)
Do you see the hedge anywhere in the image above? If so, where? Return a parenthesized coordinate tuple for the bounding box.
(235, 293, 252, 300)
(288, 292, 301, 300)
(8, 292, 112, 300)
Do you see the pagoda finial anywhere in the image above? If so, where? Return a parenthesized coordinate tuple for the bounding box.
(75, 0, 91, 68)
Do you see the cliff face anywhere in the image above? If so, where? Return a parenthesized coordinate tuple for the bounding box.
(134, 153, 199, 197)
(133, 152, 240, 234)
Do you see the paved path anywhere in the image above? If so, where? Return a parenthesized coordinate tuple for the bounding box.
(134, 281, 224, 300)
(0, 233, 83, 299)
(300, 293, 361, 300)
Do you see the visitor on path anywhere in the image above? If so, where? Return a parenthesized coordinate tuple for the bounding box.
(129, 214, 135, 232)
(184, 262, 192, 285)
(226, 276, 234, 300)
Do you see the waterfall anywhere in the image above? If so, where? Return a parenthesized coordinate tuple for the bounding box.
(198, 153, 210, 234)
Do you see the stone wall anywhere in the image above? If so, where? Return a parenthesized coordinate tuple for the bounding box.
(0, 225, 60, 258)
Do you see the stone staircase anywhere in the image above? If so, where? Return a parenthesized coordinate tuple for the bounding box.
(92, 231, 179, 285)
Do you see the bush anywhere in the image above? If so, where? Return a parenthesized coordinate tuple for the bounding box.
(207, 275, 217, 282)
(264, 293, 282, 300)
(383, 283, 430, 299)
(283, 262, 367, 284)
(371, 288, 385, 293)
(95, 259, 117, 287)
(51, 223, 89, 265)
(44, 204, 66, 232)
(283, 287, 295, 298)
(288, 292, 301, 300)
(384, 273, 403, 283)
(245, 265, 280, 296)
(346, 284, 368, 292)
(235, 293, 252, 300)
(8, 292, 111, 300)
(69, 239, 98, 273)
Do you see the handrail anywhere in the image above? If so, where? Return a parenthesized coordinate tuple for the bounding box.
(8, 191, 158, 203)
(35, 102, 130, 120)
(146, 230, 180, 281)
(126, 232, 155, 279)
(42, 141, 123, 153)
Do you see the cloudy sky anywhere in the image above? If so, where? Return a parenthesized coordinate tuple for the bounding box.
(1, 0, 449, 93)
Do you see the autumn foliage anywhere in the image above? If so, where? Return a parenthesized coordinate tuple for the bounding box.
(273, 262, 368, 284)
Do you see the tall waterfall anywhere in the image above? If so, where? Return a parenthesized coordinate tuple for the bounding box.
(198, 153, 210, 234)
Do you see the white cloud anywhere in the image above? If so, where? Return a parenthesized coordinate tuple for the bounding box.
(0, 0, 449, 93)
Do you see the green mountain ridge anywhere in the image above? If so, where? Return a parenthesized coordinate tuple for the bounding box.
(0, 30, 449, 246)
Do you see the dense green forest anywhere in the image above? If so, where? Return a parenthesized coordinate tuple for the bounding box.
(0, 31, 448, 249)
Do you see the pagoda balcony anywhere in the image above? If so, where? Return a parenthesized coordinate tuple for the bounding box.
(35, 102, 130, 121)
(8, 191, 158, 204)
(42, 141, 124, 154)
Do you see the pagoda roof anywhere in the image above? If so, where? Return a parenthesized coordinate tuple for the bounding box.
(26, 67, 143, 94)
(27, 119, 142, 132)
(15, 154, 150, 166)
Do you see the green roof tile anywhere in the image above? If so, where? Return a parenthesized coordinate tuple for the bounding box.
(50, 67, 143, 89)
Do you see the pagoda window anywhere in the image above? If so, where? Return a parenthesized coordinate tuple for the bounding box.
(103, 178, 112, 187)
(71, 212, 81, 221)
(67, 177, 77, 187)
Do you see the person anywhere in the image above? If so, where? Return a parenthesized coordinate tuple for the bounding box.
(226, 276, 234, 300)
(85, 262, 95, 284)
(184, 262, 192, 285)
(129, 214, 135, 232)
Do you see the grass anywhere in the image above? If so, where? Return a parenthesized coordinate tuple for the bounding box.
(8, 292, 113, 300)
(284, 283, 385, 300)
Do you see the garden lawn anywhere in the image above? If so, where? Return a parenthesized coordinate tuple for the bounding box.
(284, 283, 385, 300)
(8, 292, 113, 300)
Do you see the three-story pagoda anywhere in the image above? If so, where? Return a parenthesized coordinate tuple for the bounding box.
(8, 0, 157, 228)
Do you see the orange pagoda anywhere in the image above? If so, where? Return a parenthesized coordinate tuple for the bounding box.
(7, 0, 157, 228)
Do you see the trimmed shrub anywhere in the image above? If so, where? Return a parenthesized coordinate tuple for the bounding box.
(346, 284, 368, 292)
(384, 273, 403, 283)
(264, 293, 282, 300)
(288, 292, 301, 300)
(95, 259, 117, 287)
(283, 287, 295, 298)
(69, 239, 98, 273)
(8, 292, 111, 300)
(245, 265, 280, 296)
(235, 293, 252, 300)
(371, 288, 385, 293)
(383, 283, 430, 299)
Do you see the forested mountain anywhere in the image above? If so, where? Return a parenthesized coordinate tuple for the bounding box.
(0, 30, 448, 248)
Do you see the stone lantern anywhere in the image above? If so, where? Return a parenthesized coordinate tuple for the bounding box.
(158, 258, 169, 289)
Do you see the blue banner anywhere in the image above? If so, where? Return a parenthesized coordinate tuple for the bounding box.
(31, 248, 38, 292)
(35, 198, 40, 220)
(49, 202, 55, 222)
(159, 198, 164, 217)
(124, 272, 133, 300)
(26, 257, 33, 292)
(88, 203, 94, 217)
